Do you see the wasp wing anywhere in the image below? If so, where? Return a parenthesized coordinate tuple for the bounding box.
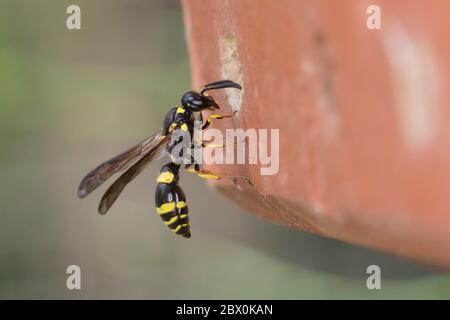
(77, 131, 167, 199)
(98, 134, 171, 215)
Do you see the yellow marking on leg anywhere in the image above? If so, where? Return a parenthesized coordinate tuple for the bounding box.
(157, 202, 175, 214)
(203, 113, 235, 128)
(165, 215, 179, 225)
(176, 106, 185, 114)
(197, 173, 220, 180)
(157, 171, 175, 183)
(186, 168, 220, 180)
(176, 201, 187, 209)
(186, 167, 196, 174)
(208, 114, 225, 120)
(208, 112, 235, 121)
(187, 167, 246, 183)
(203, 143, 224, 148)
(194, 169, 253, 185)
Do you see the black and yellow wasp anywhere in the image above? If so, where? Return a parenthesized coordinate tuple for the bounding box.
(77, 80, 247, 238)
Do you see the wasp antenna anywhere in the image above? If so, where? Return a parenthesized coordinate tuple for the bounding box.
(200, 80, 242, 95)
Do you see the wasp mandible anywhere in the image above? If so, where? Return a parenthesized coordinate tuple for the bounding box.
(77, 80, 249, 238)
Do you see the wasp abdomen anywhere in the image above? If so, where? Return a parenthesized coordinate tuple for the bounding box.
(155, 166, 191, 238)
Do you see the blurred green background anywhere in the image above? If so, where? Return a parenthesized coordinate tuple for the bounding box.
(0, 0, 450, 299)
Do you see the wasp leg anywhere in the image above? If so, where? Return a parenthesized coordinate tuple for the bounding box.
(185, 166, 252, 186)
(202, 142, 225, 148)
(201, 136, 246, 148)
(202, 111, 237, 130)
(185, 162, 200, 174)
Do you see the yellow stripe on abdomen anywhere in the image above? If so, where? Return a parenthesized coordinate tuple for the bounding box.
(165, 215, 179, 225)
(156, 202, 175, 214)
(172, 223, 189, 233)
(176, 201, 187, 209)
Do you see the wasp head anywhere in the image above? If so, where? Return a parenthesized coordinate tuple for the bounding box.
(181, 80, 241, 112)
(181, 91, 219, 111)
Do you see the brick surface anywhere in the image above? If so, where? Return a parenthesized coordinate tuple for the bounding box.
(182, 0, 450, 267)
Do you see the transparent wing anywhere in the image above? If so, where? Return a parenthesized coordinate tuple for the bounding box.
(77, 131, 167, 199)
(98, 134, 171, 215)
